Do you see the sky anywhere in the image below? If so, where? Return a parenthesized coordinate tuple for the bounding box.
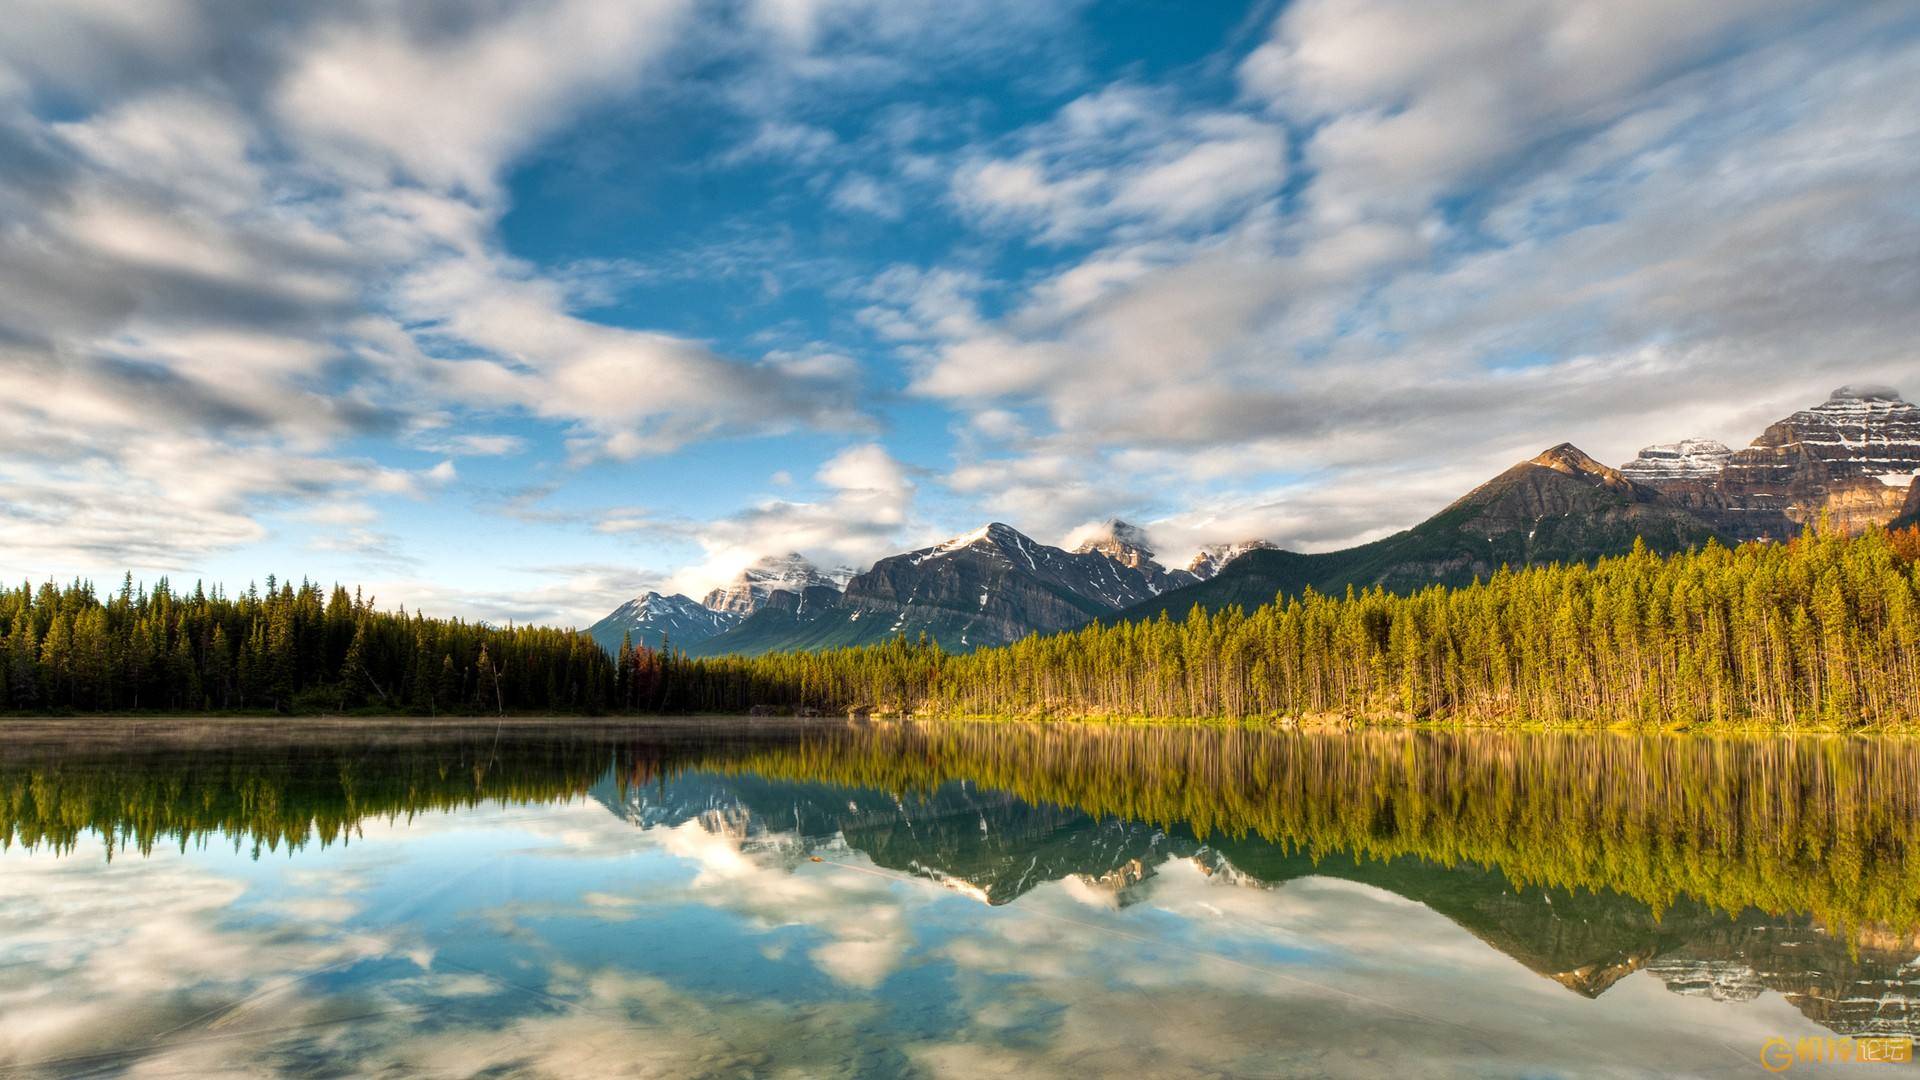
(2, 1, 1917, 627)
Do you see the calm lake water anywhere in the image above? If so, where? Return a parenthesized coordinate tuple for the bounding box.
(1, 719, 1916, 1078)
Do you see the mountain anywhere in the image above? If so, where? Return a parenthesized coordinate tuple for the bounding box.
(1070, 519, 1197, 594)
(701, 553, 850, 615)
(1185, 539, 1278, 581)
(673, 584, 851, 656)
(687, 522, 1183, 656)
(1115, 443, 1729, 622)
(586, 592, 741, 654)
(1622, 385, 1920, 539)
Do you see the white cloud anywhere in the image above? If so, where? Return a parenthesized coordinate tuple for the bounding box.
(905, 3, 1920, 551)
(830, 172, 905, 219)
(393, 252, 870, 461)
(274, 0, 694, 197)
(950, 89, 1287, 243)
(0, 0, 888, 582)
(3, 0, 1917, 599)
(1238, 0, 1809, 225)
(437, 434, 528, 458)
(663, 442, 917, 596)
(718, 120, 840, 167)
(365, 563, 673, 629)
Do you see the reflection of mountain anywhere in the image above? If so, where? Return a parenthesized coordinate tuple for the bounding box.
(591, 771, 1179, 905)
(1215, 842, 1920, 1037)
(8, 719, 1918, 1039)
(584, 737, 1920, 1040)
(1647, 924, 1920, 1037)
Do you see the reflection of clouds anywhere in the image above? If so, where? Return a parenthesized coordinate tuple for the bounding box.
(284, 867, 374, 895)
(0, 834, 415, 1071)
(1056, 873, 1122, 909)
(1142, 863, 1504, 977)
(1, 796, 1869, 1078)
(364, 969, 890, 1078)
(810, 937, 899, 990)
(262, 896, 362, 923)
(652, 818, 919, 991)
(363, 798, 927, 995)
(910, 865, 1847, 1078)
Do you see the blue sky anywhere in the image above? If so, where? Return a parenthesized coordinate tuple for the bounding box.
(1, 1, 1917, 625)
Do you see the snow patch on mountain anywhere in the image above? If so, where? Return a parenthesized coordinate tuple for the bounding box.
(1619, 438, 1733, 485)
(1772, 386, 1920, 476)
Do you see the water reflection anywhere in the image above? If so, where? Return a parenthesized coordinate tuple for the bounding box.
(1, 719, 1915, 1076)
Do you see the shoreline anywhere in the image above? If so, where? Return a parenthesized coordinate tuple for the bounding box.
(0, 711, 1911, 739)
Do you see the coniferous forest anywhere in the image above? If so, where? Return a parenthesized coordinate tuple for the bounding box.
(10, 526, 1920, 728)
(0, 575, 625, 715)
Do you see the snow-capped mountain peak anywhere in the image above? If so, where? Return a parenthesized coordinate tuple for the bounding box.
(914, 522, 1036, 564)
(1727, 385, 1920, 490)
(587, 591, 742, 654)
(701, 552, 847, 615)
(1185, 540, 1278, 581)
(1070, 519, 1159, 570)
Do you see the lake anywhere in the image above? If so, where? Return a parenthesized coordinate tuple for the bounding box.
(1, 719, 1915, 1078)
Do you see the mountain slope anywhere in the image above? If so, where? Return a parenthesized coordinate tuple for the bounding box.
(1114, 444, 1729, 622)
(587, 592, 742, 654)
(678, 585, 853, 656)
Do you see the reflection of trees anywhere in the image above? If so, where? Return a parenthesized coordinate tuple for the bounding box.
(0, 724, 715, 859)
(716, 723, 1920, 936)
(5, 721, 1917, 940)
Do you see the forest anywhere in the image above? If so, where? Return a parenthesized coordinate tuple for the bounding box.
(677, 525, 1920, 728)
(0, 575, 626, 715)
(7, 525, 1920, 728)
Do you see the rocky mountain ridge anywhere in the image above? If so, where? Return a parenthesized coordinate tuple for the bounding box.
(1070, 518, 1199, 594)
(1618, 438, 1733, 485)
(689, 521, 1223, 656)
(1622, 385, 1920, 539)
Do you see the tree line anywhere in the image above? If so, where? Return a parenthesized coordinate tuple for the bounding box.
(0, 575, 633, 715)
(9, 525, 1920, 727)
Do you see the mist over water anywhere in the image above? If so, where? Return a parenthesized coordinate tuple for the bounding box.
(2, 719, 1915, 1077)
